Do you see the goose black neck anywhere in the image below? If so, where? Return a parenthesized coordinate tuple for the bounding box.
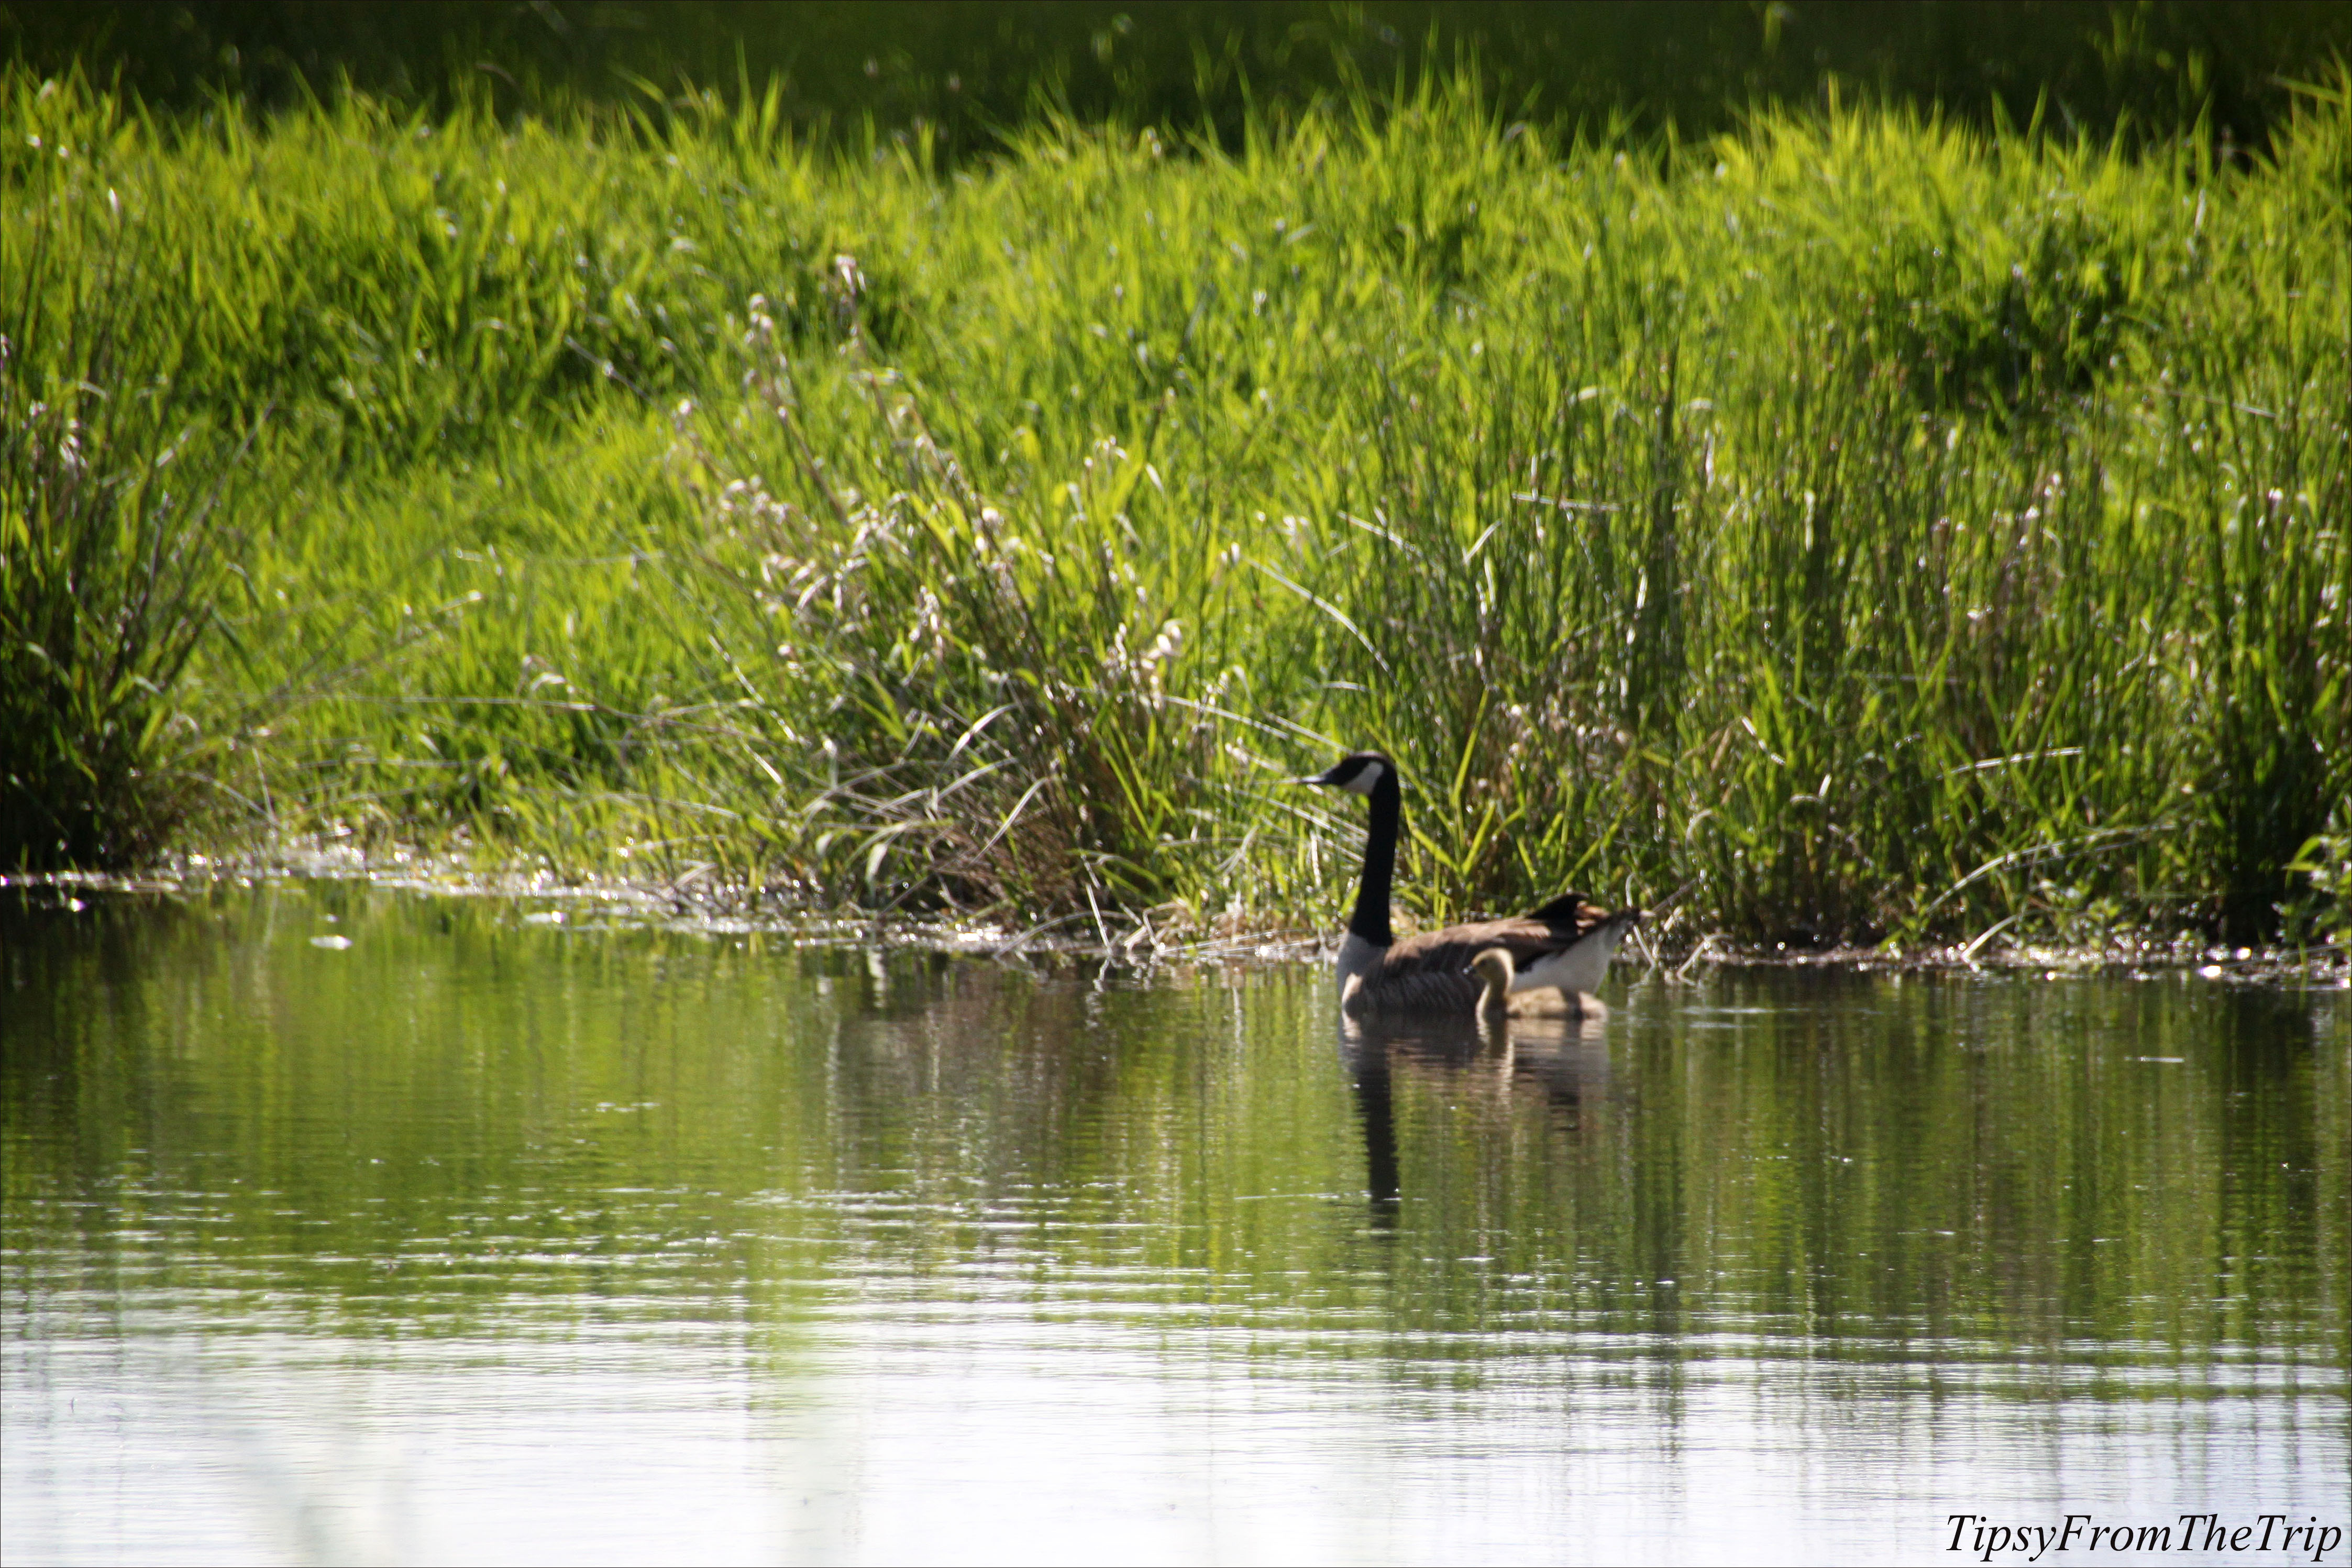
(1349, 770, 1400, 948)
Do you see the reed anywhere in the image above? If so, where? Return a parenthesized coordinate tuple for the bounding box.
(0, 185, 266, 869)
(3, 67, 2344, 942)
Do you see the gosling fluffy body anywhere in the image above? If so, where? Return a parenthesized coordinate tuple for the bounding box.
(1471, 947, 1600, 1019)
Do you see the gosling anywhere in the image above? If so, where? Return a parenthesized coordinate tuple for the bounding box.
(1472, 947, 1604, 1020)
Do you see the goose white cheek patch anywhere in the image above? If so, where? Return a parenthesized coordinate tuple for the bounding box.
(1342, 762, 1385, 796)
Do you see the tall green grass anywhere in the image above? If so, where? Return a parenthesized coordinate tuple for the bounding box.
(3, 69, 2345, 944)
(1, 185, 271, 868)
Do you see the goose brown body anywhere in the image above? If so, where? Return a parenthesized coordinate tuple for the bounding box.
(1344, 898, 1635, 1015)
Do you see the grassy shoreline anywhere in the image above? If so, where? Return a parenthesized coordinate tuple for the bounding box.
(5, 70, 2348, 950)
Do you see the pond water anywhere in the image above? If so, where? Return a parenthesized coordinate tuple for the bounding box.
(3, 884, 2346, 1566)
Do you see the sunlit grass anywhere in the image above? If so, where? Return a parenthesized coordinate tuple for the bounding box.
(4, 68, 2345, 944)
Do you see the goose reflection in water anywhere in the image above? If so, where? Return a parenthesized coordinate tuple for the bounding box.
(1338, 1004, 1614, 1212)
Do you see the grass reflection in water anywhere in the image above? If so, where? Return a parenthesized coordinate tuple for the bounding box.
(3, 884, 2343, 1564)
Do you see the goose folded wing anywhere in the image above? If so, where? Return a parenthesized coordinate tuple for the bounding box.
(1378, 913, 1587, 980)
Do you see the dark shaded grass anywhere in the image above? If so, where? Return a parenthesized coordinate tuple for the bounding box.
(14, 1, 2351, 159)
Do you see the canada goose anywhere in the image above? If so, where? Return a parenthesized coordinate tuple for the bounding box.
(1296, 751, 1642, 1016)
(1471, 947, 1603, 1019)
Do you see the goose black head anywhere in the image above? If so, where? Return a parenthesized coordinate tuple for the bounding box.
(1295, 752, 1395, 797)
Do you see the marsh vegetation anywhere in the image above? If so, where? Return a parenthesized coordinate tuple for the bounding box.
(3, 36, 2347, 948)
